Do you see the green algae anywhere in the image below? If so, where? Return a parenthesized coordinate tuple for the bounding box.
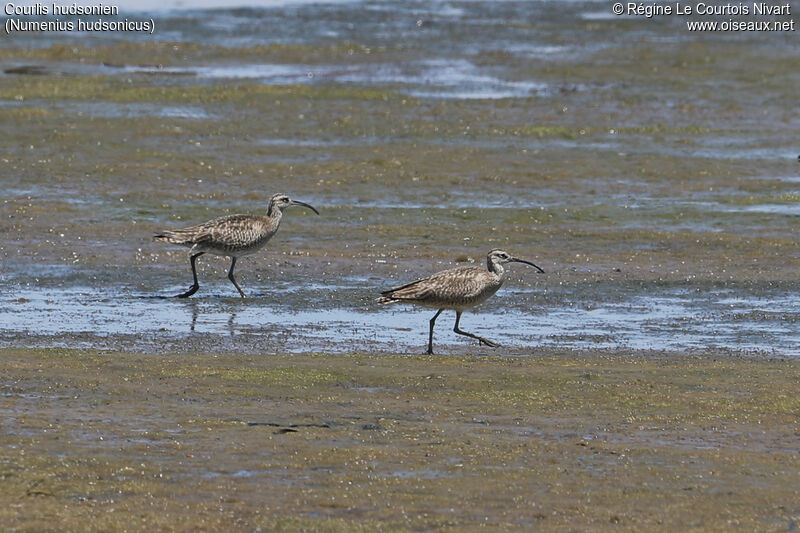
(719, 193, 800, 206)
(1, 348, 798, 532)
(174, 366, 343, 388)
(0, 75, 400, 104)
(488, 124, 714, 139)
(0, 41, 401, 67)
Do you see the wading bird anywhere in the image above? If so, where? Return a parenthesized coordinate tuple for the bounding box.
(154, 193, 319, 298)
(378, 249, 544, 354)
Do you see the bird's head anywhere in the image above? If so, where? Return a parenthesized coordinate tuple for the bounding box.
(487, 249, 544, 274)
(267, 193, 320, 217)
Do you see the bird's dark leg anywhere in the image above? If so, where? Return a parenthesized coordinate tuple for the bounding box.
(176, 252, 205, 298)
(453, 311, 499, 348)
(227, 256, 246, 298)
(427, 309, 443, 355)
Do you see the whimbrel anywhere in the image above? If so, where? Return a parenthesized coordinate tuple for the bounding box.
(154, 193, 319, 298)
(378, 249, 544, 354)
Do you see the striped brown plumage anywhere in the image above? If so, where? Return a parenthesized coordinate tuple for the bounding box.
(378, 249, 544, 354)
(154, 193, 318, 298)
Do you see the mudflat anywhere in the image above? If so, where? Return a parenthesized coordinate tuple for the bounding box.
(1, 347, 798, 531)
(2, 2, 799, 530)
(1, 9, 799, 355)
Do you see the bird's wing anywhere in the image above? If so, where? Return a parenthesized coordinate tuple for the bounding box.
(204, 215, 266, 246)
(381, 277, 434, 300)
(154, 224, 214, 245)
(431, 268, 494, 300)
(157, 214, 264, 246)
(382, 267, 490, 302)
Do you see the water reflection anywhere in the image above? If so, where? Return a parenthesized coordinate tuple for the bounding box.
(188, 300, 237, 336)
(1, 285, 799, 356)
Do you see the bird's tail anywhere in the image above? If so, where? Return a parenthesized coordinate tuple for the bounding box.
(153, 230, 193, 245)
(376, 295, 398, 305)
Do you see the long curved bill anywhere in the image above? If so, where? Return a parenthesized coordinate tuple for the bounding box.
(510, 257, 545, 274)
(290, 200, 320, 215)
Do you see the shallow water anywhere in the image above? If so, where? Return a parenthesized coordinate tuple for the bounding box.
(2, 278, 799, 355)
(1, 0, 798, 357)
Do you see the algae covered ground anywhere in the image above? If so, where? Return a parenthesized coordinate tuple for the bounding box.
(1, 347, 799, 531)
(1, 8, 799, 352)
(1, 0, 800, 531)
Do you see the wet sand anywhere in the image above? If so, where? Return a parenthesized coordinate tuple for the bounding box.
(2, 347, 799, 531)
(1, 30, 799, 353)
(1, 0, 799, 530)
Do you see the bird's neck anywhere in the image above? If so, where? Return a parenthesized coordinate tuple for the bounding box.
(487, 258, 505, 279)
(267, 206, 283, 222)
